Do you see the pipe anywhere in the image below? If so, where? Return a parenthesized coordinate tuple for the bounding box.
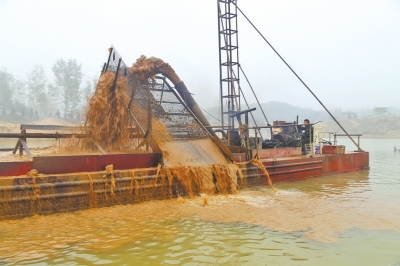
(214, 129, 227, 138)
(129, 56, 215, 135)
(174, 81, 214, 135)
(0, 133, 89, 139)
(0, 132, 140, 139)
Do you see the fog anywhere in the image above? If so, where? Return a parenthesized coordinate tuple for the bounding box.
(1, 0, 399, 111)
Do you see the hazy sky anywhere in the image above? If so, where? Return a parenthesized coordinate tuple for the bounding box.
(1, 0, 399, 112)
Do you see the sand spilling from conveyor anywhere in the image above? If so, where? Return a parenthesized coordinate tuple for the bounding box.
(157, 163, 242, 196)
(82, 71, 133, 152)
(128, 56, 230, 164)
(69, 56, 246, 198)
(129, 55, 181, 85)
(0, 55, 271, 218)
(126, 55, 241, 194)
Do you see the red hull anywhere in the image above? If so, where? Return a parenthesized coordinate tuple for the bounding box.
(251, 152, 369, 184)
(0, 151, 369, 181)
(0, 150, 369, 220)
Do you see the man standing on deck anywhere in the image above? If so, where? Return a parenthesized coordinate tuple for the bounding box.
(299, 119, 314, 155)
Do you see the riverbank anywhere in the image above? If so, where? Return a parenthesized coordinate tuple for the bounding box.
(319, 115, 400, 139)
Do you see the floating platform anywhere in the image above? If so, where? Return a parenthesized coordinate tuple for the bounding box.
(0, 148, 369, 220)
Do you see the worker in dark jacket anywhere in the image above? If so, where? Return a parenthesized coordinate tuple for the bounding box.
(298, 119, 314, 155)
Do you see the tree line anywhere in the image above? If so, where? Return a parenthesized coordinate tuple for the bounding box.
(0, 59, 97, 122)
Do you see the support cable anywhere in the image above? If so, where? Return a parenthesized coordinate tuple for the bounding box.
(232, 2, 362, 151)
(233, 77, 265, 141)
(239, 65, 273, 139)
(199, 105, 228, 126)
(239, 65, 270, 126)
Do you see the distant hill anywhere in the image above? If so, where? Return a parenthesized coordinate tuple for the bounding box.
(204, 101, 400, 138)
(320, 115, 400, 138)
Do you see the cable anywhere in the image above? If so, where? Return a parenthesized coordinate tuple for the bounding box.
(239, 65, 270, 125)
(199, 105, 228, 126)
(232, 2, 363, 151)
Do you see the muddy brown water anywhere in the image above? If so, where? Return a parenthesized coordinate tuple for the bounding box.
(0, 138, 399, 265)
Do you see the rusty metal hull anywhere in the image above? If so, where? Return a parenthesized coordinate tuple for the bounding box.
(0, 153, 161, 177)
(240, 151, 369, 186)
(0, 152, 369, 182)
(255, 147, 302, 158)
(0, 161, 33, 177)
(32, 153, 161, 175)
(0, 168, 172, 220)
(0, 151, 369, 220)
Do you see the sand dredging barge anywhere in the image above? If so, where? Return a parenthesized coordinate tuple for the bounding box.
(0, 49, 369, 220)
(0, 2, 369, 220)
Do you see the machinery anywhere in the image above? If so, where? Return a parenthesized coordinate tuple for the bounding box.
(216, 0, 364, 156)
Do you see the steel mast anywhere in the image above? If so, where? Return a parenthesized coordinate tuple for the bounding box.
(218, 0, 241, 131)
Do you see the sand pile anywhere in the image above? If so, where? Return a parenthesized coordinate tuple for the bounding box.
(0, 121, 21, 133)
(31, 117, 73, 126)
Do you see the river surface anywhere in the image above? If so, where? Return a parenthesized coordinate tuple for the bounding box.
(0, 138, 399, 265)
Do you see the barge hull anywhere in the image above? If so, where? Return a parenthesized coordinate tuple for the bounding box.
(0, 151, 369, 220)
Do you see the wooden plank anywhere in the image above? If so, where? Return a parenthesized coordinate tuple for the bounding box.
(0, 148, 14, 152)
(12, 139, 20, 154)
(19, 139, 32, 159)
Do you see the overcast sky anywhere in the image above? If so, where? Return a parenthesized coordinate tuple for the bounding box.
(1, 0, 399, 112)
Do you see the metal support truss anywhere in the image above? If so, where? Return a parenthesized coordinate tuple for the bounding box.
(218, 0, 241, 131)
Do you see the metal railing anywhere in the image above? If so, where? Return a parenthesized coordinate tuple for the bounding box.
(0, 124, 89, 158)
(0, 124, 142, 158)
(331, 132, 363, 151)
